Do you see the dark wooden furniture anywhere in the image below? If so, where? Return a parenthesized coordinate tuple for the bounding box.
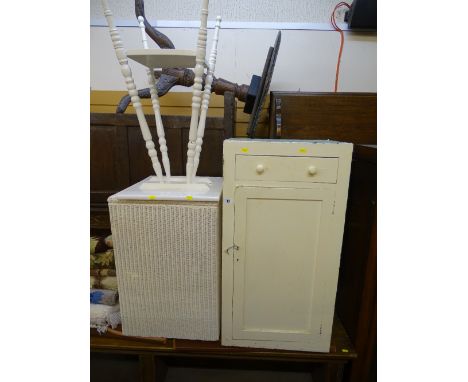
(337, 144, 376, 382)
(91, 318, 356, 382)
(268, 92, 376, 142)
(268, 91, 377, 382)
(90, 92, 236, 231)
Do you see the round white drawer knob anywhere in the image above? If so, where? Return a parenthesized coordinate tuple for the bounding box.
(256, 164, 265, 174)
(308, 165, 317, 175)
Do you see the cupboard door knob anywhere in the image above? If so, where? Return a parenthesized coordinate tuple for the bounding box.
(256, 164, 265, 174)
(308, 165, 317, 175)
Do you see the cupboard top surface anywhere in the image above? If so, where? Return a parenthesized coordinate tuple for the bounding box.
(224, 139, 353, 158)
(225, 138, 351, 143)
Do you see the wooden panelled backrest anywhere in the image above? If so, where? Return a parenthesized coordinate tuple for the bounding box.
(269, 92, 377, 144)
(90, 92, 236, 229)
(90, 90, 269, 138)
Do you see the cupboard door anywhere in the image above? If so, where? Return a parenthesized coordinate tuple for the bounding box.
(232, 186, 334, 343)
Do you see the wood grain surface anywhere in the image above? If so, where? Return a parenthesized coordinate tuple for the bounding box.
(90, 92, 235, 230)
(269, 92, 376, 143)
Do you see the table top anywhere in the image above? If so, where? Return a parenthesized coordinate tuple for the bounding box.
(91, 317, 356, 362)
(127, 49, 196, 69)
(108, 176, 223, 202)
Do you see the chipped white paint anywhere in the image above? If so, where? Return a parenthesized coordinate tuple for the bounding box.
(137, 14, 172, 179)
(147, 67, 171, 179)
(100, 0, 164, 181)
(138, 14, 171, 178)
(193, 16, 221, 179)
(137, 16, 148, 49)
(101, 0, 232, 183)
(186, 0, 209, 183)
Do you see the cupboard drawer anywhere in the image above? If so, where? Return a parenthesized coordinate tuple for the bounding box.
(235, 155, 338, 183)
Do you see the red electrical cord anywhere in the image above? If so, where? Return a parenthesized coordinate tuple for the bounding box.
(331, 2, 351, 92)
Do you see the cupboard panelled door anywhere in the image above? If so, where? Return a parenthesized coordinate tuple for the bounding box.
(222, 139, 353, 352)
(232, 186, 334, 346)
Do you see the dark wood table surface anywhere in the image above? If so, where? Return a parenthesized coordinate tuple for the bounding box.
(91, 317, 356, 382)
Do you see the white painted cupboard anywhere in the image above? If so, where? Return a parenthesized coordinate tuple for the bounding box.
(222, 139, 353, 352)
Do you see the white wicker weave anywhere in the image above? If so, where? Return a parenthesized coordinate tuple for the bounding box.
(108, 178, 222, 340)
